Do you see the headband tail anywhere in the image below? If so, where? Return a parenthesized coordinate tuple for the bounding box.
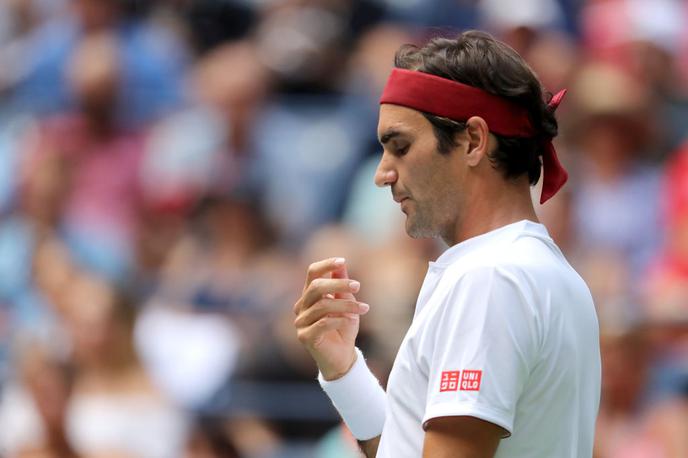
(548, 89, 567, 110)
(540, 142, 568, 204)
(540, 89, 568, 203)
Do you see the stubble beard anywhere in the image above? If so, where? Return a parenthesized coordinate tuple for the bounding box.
(402, 160, 457, 241)
(405, 201, 439, 239)
(405, 195, 457, 244)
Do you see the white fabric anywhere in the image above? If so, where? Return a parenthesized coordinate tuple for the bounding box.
(318, 347, 387, 440)
(376, 220, 601, 458)
(0, 383, 45, 455)
(480, 0, 563, 29)
(134, 304, 240, 408)
(66, 392, 188, 458)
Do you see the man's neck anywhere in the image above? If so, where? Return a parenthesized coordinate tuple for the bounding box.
(445, 179, 538, 246)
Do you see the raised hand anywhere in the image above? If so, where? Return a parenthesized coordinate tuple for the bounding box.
(293, 257, 370, 380)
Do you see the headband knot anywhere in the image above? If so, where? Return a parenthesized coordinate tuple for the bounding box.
(380, 68, 568, 204)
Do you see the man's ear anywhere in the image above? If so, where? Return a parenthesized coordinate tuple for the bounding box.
(464, 116, 493, 167)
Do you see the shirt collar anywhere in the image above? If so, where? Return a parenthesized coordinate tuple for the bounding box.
(431, 220, 551, 268)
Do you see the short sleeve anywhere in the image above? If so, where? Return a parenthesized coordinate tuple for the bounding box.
(421, 265, 540, 435)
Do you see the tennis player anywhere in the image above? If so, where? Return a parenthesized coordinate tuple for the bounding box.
(293, 31, 601, 458)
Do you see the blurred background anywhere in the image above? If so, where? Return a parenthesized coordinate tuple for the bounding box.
(0, 0, 686, 456)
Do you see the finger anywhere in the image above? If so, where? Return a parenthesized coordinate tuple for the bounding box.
(293, 278, 357, 316)
(302, 278, 360, 310)
(293, 298, 303, 316)
(332, 263, 355, 300)
(304, 257, 346, 289)
(297, 315, 358, 347)
(294, 298, 369, 328)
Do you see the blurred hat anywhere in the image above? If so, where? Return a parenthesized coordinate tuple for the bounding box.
(570, 62, 649, 117)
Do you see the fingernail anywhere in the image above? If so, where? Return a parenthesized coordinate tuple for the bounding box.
(359, 303, 370, 313)
(334, 257, 345, 266)
(349, 280, 360, 292)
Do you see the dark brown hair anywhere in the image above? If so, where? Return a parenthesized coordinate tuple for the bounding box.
(394, 30, 558, 185)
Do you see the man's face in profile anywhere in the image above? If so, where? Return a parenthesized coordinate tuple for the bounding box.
(376, 104, 465, 241)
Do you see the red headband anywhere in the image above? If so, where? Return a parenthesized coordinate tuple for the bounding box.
(380, 68, 568, 204)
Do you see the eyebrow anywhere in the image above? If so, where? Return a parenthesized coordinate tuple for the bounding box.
(378, 129, 405, 145)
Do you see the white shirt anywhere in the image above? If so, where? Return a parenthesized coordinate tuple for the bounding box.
(66, 392, 188, 458)
(377, 220, 601, 458)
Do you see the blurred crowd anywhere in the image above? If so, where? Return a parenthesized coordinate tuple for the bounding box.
(0, 0, 686, 457)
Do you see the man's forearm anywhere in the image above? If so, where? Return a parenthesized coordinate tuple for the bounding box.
(358, 435, 381, 458)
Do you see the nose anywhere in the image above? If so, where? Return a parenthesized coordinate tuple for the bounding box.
(374, 156, 398, 188)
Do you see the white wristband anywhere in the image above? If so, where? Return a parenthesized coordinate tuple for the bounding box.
(318, 348, 386, 440)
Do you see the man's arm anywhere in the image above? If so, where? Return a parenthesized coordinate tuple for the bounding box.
(293, 258, 386, 447)
(423, 416, 504, 458)
(358, 436, 380, 458)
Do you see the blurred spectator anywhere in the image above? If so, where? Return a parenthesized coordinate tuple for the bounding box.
(580, 0, 688, 151)
(132, 40, 272, 288)
(7, 0, 188, 124)
(567, 62, 662, 284)
(595, 322, 688, 458)
(0, 344, 76, 458)
(645, 143, 688, 323)
(0, 0, 49, 98)
(594, 326, 653, 458)
(139, 39, 271, 217)
(641, 141, 688, 421)
(0, 154, 72, 379)
(250, 88, 371, 245)
(19, 32, 145, 281)
(135, 190, 324, 456)
(63, 273, 187, 458)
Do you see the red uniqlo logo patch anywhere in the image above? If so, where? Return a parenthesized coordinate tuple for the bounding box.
(439, 371, 461, 392)
(460, 370, 482, 391)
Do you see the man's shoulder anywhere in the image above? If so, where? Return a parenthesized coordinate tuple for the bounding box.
(443, 241, 561, 284)
(439, 240, 587, 309)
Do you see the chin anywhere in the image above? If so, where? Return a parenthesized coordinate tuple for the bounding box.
(405, 220, 435, 239)
(406, 229, 423, 239)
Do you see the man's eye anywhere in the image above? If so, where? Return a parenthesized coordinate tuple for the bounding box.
(395, 145, 409, 156)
